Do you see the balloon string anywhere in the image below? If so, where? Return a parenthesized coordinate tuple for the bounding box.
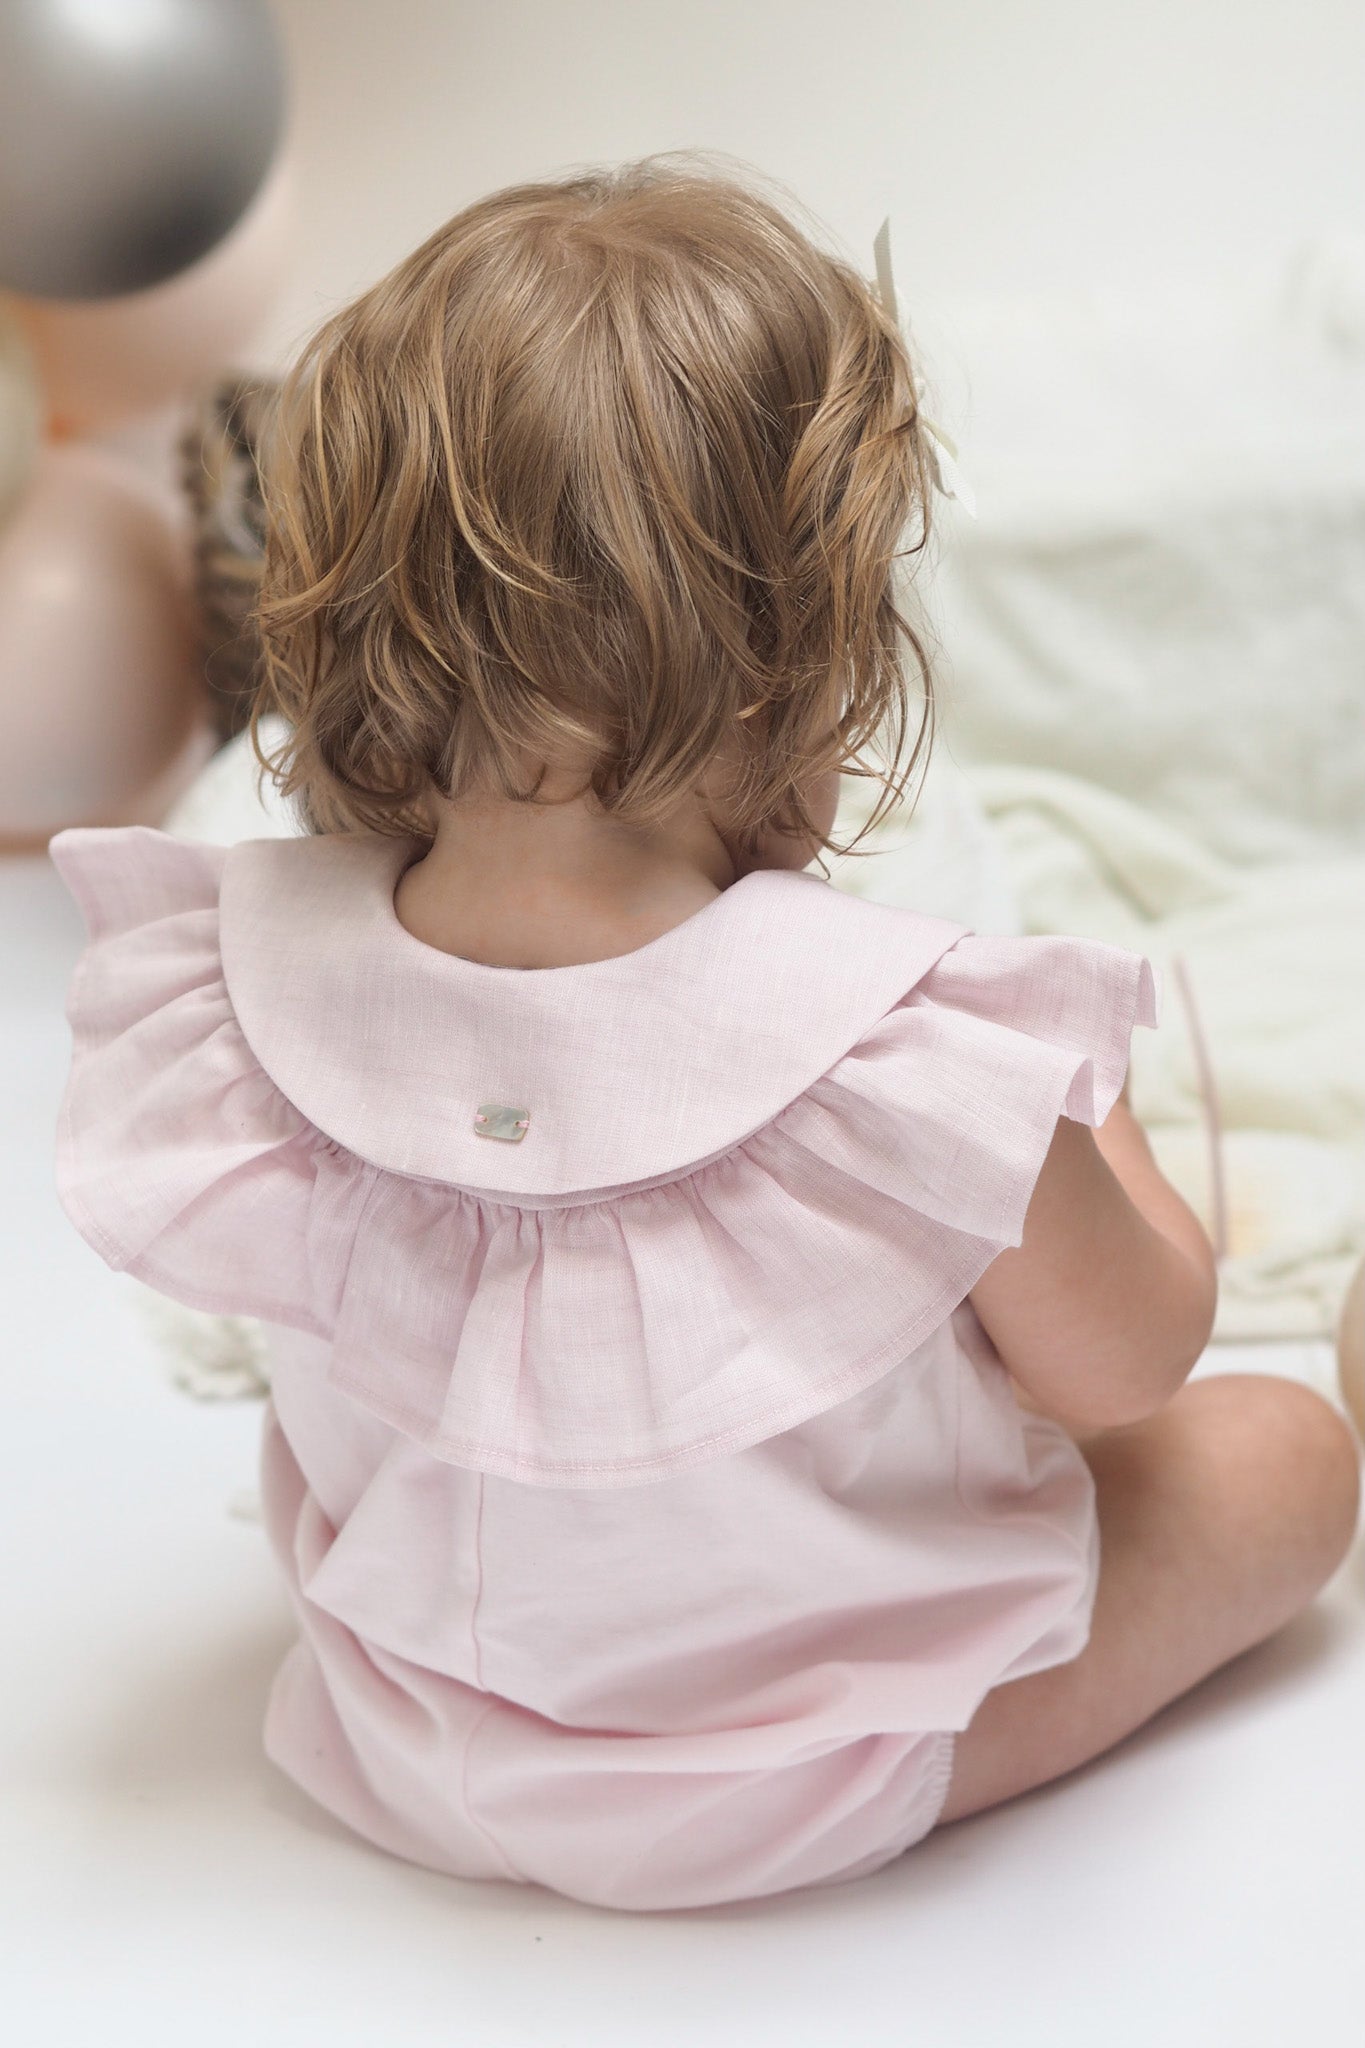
(1169, 952, 1229, 1262)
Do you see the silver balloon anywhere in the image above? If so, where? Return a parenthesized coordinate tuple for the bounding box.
(0, 0, 286, 301)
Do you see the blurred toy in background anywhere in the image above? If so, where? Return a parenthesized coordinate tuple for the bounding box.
(0, 0, 290, 848)
(179, 375, 279, 742)
(0, 308, 42, 526)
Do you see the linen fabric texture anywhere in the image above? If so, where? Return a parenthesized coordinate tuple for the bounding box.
(50, 824, 1161, 1911)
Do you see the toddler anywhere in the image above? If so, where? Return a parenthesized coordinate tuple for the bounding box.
(50, 156, 1360, 1913)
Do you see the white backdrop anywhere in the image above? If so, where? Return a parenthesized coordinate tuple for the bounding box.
(265, 0, 1365, 358)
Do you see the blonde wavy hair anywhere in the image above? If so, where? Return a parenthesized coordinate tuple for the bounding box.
(251, 151, 943, 861)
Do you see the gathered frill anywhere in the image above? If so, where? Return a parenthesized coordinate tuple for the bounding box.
(51, 826, 1159, 1488)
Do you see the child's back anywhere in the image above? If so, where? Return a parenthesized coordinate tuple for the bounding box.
(51, 815, 1158, 1909)
(50, 156, 1358, 1913)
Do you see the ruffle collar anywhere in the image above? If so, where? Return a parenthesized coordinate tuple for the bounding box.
(214, 830, 971, 1196)
(50, 822, 1161, 1484)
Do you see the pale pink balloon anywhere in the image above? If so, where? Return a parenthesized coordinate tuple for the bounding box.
(10, 151, 295, 435)
(0, 442, 216, 847)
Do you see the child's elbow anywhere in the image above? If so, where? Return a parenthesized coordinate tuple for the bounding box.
(1085, 1245, 1220, 1432)
(1150, 1240, 1220, 1403)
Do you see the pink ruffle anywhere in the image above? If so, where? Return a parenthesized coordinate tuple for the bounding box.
(52, 829, 1158, 1487)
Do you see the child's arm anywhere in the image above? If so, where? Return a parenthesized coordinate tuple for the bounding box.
(1089, 1082, 1215, 1286)
(968, 1081, 1218, 1437)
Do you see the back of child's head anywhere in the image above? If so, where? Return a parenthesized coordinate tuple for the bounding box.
(252, 151, 941, 860)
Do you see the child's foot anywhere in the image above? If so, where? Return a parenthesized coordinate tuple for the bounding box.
(1336, 1251, 1365, 1442)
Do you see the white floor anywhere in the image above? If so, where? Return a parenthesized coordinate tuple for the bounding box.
(4, 848, 1362, 2048)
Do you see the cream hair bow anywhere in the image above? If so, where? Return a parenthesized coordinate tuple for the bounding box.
(873, 219, 977, 518)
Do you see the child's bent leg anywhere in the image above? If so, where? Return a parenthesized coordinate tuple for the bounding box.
(935, 1374, 1361, 1829)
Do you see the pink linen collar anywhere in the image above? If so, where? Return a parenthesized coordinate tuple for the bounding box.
(218, 832, 968, 1198)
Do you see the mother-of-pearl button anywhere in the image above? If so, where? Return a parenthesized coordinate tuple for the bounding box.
(474, 1103, 530, 1142)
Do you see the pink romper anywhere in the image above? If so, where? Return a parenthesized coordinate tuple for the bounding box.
(51, 824, 1160, 1912)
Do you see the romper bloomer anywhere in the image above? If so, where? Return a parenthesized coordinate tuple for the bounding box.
(50, 823, 1160, 1914)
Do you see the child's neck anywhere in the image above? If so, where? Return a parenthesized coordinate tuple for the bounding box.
(392, 778, 736, 971)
